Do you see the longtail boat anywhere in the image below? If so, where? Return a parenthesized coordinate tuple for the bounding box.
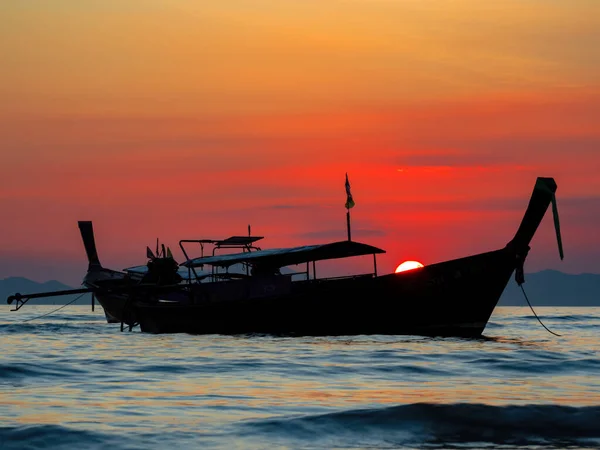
(8, 177, 563, 338)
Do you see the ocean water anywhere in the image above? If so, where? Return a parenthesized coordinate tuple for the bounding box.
(1, 306, 599, 450)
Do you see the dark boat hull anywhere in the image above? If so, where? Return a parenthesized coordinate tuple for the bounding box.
(95, 292, 129, 324)
(130, 247, 516, 337)
(81, 268, 134, 324)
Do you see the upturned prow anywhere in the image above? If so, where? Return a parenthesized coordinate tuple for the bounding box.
(508, 177, 564, 259)
(78, 221, 102, 271)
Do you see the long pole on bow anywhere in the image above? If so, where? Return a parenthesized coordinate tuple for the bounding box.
(345, 173, 355, 241)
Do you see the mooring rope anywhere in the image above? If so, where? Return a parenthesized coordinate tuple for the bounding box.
(520, 284, 561, 337)
(21, 292, 88, 323)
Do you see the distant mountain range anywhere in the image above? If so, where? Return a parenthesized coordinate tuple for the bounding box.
(1, 270, 599, 307)
(498, 270, 600, 306)
(1, 277, 91, 306)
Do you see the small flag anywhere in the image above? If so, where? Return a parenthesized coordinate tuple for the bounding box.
(167, 247, 173, 259)
(345, 173, 355, 209)
(146, 246, 155, 260)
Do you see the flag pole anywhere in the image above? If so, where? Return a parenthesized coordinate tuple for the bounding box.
(344, 172, 354, 241)
(346, 207, 351, 241)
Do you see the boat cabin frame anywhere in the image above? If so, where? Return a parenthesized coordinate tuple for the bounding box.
(179, 234, 264, 281)
(181, 240, 386, 284)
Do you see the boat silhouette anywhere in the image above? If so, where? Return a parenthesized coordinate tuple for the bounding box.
(8, 177, 563, 337)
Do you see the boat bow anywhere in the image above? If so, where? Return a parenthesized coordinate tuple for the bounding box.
(507, 177, 563, 285)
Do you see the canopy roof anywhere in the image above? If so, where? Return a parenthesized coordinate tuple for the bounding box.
(182, 240, 385, 269)
(123, 265, 200, 280)
(215, 236, 264, 246)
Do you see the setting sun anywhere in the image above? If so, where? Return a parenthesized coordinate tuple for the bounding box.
(395, 261, 425, 273)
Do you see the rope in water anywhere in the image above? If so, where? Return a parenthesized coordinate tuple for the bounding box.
(21, 292, 88, 323)
(520, 284, 561, 337)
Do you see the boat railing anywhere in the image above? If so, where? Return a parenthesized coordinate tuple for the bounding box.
(289, 269, 375, 283)
(307, 273, 375, 282)
(296, 252, 379, 281)
(179, 234, 264, 283)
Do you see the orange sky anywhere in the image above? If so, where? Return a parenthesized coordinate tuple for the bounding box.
(1, 0, 599, 285)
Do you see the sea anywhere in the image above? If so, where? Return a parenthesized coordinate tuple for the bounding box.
(1, 306, 599, 450)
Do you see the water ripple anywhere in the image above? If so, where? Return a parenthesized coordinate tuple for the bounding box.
(1, 306, 599, 449)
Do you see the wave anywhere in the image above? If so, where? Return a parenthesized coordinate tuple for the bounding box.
(0, 424, 234, 450)
(511, 313, 600, 322)
(0, 425, 121, 450)
(240, 403, 600, 448)
(466, 355, 600, 375)
(0, 362, 87, 381)
(542, 314, 600, 321)
(0, 322, 107, 335)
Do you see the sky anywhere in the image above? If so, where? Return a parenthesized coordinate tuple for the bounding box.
(1, 0, 599, 286)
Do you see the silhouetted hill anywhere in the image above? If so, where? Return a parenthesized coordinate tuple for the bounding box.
(1, 277, 90, 306)
(499, 270, 600, 306)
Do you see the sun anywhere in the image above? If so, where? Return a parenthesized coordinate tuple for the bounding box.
(395, 260, 424, 273)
